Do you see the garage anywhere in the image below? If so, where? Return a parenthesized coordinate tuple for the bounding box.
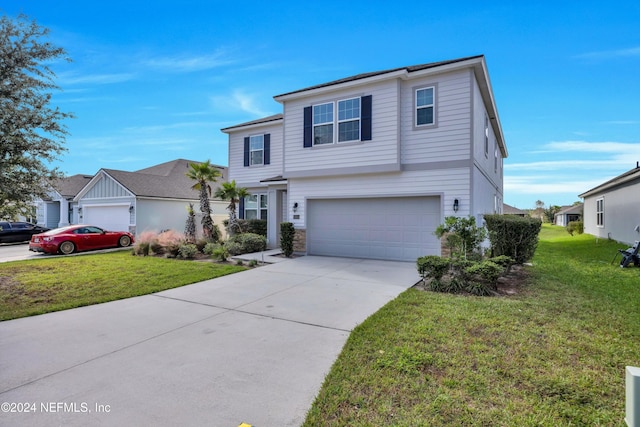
(306, 196, 441, 261)
(83, 205, 130, 232)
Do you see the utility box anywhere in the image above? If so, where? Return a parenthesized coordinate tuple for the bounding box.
(627, 366, 640, 427)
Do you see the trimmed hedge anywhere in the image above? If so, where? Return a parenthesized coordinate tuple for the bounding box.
(280, 222, 295, 257)
(566, 220, 584, 236)
(484, 214, 542, 264)
(225, 233, 267, 255)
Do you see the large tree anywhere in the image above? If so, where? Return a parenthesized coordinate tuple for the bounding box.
(186, 160, 222, 240)
(214, 180, 248, 237)
(0, 14, 72, 220)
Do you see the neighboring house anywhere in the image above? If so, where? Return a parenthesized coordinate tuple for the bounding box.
(222, 55, 507, 261)
(553, 204, 583, 227)
(579, 164, 640, 245)
(503, 203, 528, 217)
(73, 159, 228, 236)
(35, 174, 94, 228)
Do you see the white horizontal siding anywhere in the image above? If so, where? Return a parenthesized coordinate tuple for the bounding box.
(583, 183, 640, 245)
(472, 75, 503, 192)
(283, 80, 400, 175)
(287, 168, 470, 229)
(401, 70, 472, 164)
(227, 122, 284, 186)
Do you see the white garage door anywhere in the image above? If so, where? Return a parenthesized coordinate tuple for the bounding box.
(84, 205, 130, 232)
(307, 197, 441, 261)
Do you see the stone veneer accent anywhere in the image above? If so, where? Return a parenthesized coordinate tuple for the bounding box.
(293, 229, 306, 252)
(440, 233, 451, 258)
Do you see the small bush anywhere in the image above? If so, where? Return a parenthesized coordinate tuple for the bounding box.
(225, 233, 267, 255)
(133, 230, 158, 256)
(212, 245, 229, 262)
(465, 260, 502, 285)
(280, 222, 295, 257)
(248, 259, 258, 267)
(134, 242, 151, 256)
(566, 220, 584, 236)
(236, 259, 244, 266)
(246, 219, 267, 236)
(416, 255, 450, 281)
(484, 214, 542, 263)
(178, 244, 198, 259)
(489, 255, 514, 273)
(157, 230, 185, 257)
(203, 242, 218, 255)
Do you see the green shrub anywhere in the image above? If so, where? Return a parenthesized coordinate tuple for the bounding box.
(464, 280, 494, 296)
(203, 242, 218, 255)
(434, 216, 487, 259)
(212, 245, 229, 262)
(195, 238, 210, 253)
(134, 242, 150, 256)
(489, 255, 514, 273)
(484, 214, 542, 263)
(224, 233, 267, 255)
(246, 219, 267, 236)
(280, 222, 295, 257)
(566, 220, 584, 236)
(465, 260, 502, 285)
(248, 259, 258, 267)
(416, 255, 450, 281)
(236, 259, 244, 266)
(178, 244, 198, 259)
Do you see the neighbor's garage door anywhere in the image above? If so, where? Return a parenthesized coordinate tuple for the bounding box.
(83, 205, 130, 232)
(307, 197, 441, 261)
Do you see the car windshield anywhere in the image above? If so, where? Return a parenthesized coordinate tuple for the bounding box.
(46, 225, 82, 235)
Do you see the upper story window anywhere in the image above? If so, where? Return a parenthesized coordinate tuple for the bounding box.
(596, 198, 604, 227)
(249, 135, 264, 165)
(313, 103, 334, 145)
(312, 97, 361, 145)
(415, 87, 435, 126)
(337, 98, 360, 142)
(243, 134, 270, 167)
(304, 95, 371, 147)
(494, 140, 498, 173)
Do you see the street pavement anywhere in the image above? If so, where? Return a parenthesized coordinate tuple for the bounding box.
(0, 255, 420, 426)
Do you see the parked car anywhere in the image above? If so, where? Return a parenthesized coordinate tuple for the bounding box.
(29, 225, 134, 255)
(0, 221, 50, 244)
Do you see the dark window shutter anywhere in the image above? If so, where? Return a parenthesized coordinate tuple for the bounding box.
(239, 197, 245, 219)
(243, 137, 250, 166)
(361, 95, 372, 141)
(264, 133, 270, 165)
(303, 106, 312, 147)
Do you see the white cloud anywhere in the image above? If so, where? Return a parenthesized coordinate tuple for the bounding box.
(575, 46, 640, 60)
(210, 90, 273, 117)
(504, 176, 612, 195)
(143, 51, 234, 73)
(59, 72, 135, 85)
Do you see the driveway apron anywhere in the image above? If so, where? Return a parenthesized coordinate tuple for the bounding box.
(0, 256, 419, 426)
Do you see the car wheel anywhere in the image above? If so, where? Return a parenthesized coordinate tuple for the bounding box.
(118, 235, 132, 247)
(59, 241, 75, 255)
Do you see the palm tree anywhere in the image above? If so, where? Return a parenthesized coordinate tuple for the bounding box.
(214, 180, 248, 236)
(186, 160, 221, 240)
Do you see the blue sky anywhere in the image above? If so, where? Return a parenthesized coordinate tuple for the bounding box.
(4, 1, 640, 209)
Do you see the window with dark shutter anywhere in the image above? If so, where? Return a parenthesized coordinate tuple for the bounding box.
(239, 197, 245, 219)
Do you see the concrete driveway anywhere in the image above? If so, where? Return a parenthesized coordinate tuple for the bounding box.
(0, 256, 419, 426)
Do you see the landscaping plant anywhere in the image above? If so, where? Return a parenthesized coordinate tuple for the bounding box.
(280, 222, 295, 257)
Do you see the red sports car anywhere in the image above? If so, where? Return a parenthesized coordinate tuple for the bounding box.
(29, 225, 134, 255)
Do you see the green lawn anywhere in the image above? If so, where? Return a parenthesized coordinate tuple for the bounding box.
(303, 225, 640, 426)
(0, 251, 246, 321)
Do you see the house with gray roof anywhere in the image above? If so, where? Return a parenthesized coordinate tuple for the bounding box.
(553, 203, 583, 227)
(502, 203, 528, 217)
(579, 164, 640, 245)
(222, 55, 507, 260)
(35, 174, 94, 228)
(71, 159, 228, 235)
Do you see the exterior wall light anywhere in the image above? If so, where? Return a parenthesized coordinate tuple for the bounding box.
(293, 202, 298, 212)
(453, 199, 459, 212)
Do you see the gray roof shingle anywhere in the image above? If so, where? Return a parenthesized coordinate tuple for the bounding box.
(102, 159, 227, 200)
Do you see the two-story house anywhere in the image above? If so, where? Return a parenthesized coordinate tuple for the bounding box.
(222, 55, 507, 261)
